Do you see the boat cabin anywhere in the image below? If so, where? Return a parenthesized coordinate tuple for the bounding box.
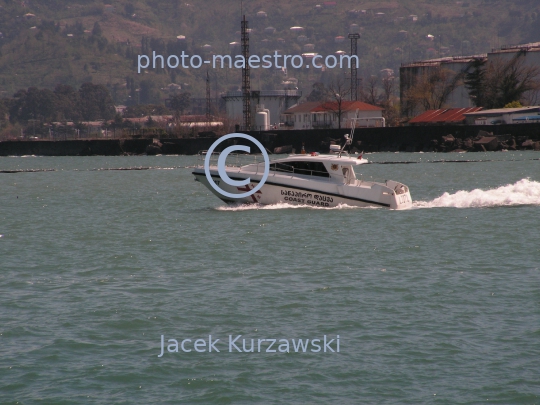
(269, 154, 365, 184)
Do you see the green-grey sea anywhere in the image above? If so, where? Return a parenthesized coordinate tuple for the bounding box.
(1, 152, 539, 404)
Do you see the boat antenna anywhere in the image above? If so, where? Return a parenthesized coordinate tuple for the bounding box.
(350, 108, 359, 141)
(338, 108, 359, 157)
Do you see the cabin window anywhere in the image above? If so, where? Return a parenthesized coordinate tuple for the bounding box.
(270, 161, 330, 177)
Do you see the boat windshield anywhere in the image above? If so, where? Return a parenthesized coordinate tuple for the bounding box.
(270, 161, 330, 178)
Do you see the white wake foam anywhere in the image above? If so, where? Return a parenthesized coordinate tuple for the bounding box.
(215, 202, 368, 211)
(414, 179, 540, 208)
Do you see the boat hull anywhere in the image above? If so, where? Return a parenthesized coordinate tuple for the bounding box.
(193, 169, 412, 210)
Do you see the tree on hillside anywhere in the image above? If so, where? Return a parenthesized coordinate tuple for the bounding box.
(463, 58, 487, 107)
(78, 83, 115, 121)
(125, 3, 136, 16)
(139, 79, 161, 105)
(0, 99, 8, 121)
(9, 87, 56, 123)
(54, 84, 82, 121)
(361, 75, 381, 106)
(402, 68, 463, 116)
(522, 80, 540, 106)
(464, 51, 540, 108)
(320, 78, 351, 129)
(380, 76, 401, 126)
(382, 76, 396, 106)
(504, 101, 523, 108)
(123, 104, 171, 118)
(306, 82, 331, 102)
(89, 22, 108, 51)
(169, 92, 191, 116)
(92, 22, 103, 37)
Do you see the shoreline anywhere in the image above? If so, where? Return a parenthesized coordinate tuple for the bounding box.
(1, 123, 539, 156)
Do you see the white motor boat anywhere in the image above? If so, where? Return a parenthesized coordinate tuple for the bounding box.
(192, 152, 412, 210)
(193, 113, 412, 209)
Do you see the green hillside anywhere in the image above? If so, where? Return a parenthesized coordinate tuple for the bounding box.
(1, 0, 539, 105)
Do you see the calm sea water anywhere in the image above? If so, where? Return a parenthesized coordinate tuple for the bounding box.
(1, 152, 539, 404)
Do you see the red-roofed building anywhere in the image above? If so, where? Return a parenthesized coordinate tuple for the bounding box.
(283, 100, 384, 129)
(408, 107, 483, 125)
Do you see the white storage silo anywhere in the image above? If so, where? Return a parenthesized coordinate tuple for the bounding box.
(256, 111, 268, 130)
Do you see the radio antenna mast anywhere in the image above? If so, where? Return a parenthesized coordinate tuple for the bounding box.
(339, 109, 358, 157)
(241, 14, 251, 130)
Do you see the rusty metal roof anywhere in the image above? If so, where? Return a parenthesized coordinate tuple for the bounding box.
(409, 107, 483, 124)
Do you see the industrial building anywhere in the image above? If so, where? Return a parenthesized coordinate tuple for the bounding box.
(222, 89, 302, 130)
(408, 106, 540, 125)
(400, 42, 540, 116)
(400, 55, 484, 114)
(282, 100, 384, 129)
(463, 106, 540, 125)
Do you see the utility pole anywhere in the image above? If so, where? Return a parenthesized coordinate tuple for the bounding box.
(241, 15, 251, 130)
(348, 33, 360, 101)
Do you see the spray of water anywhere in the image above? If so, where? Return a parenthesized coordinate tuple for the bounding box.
(214, 179, 540, 211)
(414, 179, 540, 208)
